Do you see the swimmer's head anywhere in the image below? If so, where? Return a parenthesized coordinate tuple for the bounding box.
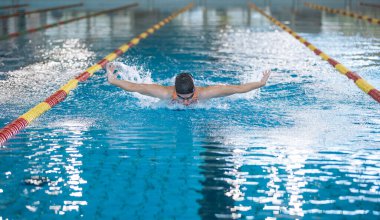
(175, 73, 194, 94)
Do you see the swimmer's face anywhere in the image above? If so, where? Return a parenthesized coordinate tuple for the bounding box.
(177, 92, 194, 106)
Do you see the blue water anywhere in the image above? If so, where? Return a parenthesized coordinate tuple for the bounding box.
(0, 1, 380, 219)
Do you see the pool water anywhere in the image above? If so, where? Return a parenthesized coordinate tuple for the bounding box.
(0, 1, 380, 219)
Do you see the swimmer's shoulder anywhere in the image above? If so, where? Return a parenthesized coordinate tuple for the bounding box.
(162, 86, 175, 100)
(166, 86, 175, 93)
(195, 86, 207, 100)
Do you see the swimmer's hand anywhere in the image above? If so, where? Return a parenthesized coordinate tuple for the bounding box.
(107, 63, 117, 84)
(108, 71, 117, 84)
(260, 70, 271, 86)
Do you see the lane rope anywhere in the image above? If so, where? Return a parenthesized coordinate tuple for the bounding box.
(248, 2, 380, 103)
(0, 3, 138, 41)
(304, 2, 380, 25)
(360, 2, 380, 9)
(0, 3, 83, 20)
(0, 3, 194, 146)
(0, 4, 28, 10)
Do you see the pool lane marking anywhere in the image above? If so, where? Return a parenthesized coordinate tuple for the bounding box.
(249, 3, 380, 103)
(0, 3, 194, 146)
(0, 3, 83, 20)
(304, 2, 380, 25)
(360, 2, 380, 9)
(0, 3, 138, 41)
(0, 4, 28, 10)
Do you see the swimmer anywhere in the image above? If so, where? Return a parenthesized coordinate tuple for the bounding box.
(107, 62, 271, 106)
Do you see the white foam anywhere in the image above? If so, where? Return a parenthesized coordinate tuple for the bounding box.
(107, 61, 158, 108)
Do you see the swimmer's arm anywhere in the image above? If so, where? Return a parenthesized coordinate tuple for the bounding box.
(107, 69, 171, 99)
(109, 79, 171, 99)
(199, 70, 271, 99)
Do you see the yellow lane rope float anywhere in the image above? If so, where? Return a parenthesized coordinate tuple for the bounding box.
(0, 3, 83, 20)
(0, 3, 194, 146)
(304, 2, 380, 25)
(248, 2, 380, 103)
(0, 3, 138, 41)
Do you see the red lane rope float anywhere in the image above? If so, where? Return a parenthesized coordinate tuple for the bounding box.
(0, 3, 83, 20)
(0, 3, 194, 146)
(304, 2, 380, 25)
(0, 4, 28, 10)
(360, 2, 380, 9)
(0, 3, 138, 41)
(248, 2, 380, 103)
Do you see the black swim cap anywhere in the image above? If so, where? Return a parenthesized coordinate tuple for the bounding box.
(175, 73, 194, 94)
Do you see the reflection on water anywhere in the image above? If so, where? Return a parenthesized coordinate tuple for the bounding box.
(0, 1, 380, 219)
(197, 123, 380, 219)
(25, 120, 89, 215)
(198, 138, 236, 219)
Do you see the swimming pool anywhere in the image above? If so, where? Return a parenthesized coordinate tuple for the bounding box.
(0, 1, 379, 219)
